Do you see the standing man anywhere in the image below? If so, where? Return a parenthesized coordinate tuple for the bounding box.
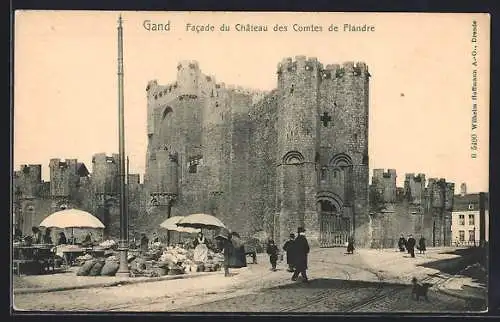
(291, 227, 310, 282)
(283, 233, 296, 272)
(215, 229, 233, 277)
(346, 235, 355, 254)
(417, 235, 426, 254)
(397, 234, 407, 252)
(406, 234, 416, 258)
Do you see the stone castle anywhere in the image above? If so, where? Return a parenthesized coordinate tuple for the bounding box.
(13, 56, 453, 248)
(369, 170, 454, 248)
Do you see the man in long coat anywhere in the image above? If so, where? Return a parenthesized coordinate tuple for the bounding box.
(406, 234, 416, 258)
(291, 227, 310, 282)
(283, 233, 296, 272)
(215, 228, 233, 277)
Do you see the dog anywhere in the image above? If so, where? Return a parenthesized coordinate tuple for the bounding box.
(411, 277, 433, 301)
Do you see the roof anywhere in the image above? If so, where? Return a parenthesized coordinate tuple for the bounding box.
(76, 163, 90, 177)
(453, 193, 489, 211)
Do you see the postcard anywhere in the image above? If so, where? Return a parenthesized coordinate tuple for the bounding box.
(12, 10, 490, 313)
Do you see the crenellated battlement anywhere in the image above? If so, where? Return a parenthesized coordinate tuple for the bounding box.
(49, 158, 78, 168)
(17, 164, 42, 179)
(405, 173, 426, 182)
(277, 55, 323, 75)
(320, 61, 370, 80)
(92, 153, 120, 164)
(373, 168, 397, 179)
(177, 60, 200, 71)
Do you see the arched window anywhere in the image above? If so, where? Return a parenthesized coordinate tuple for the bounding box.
(319, 200, 337, 213)
(282, 151, 305, 165)
(162, 106, 173, 121)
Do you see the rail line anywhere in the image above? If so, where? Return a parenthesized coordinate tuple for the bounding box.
(107, 248, 471, 312)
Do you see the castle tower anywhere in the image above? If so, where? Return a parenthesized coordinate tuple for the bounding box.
(202, 79, 231, 221)
(13, 164, 42, 235)
(227, 88, 253, 233)
(14, 165, 42, 198)
(275, 56, 322, 245)
(371, 169, 397, 203)
(91, 153, 120, 195)
(404, 173, 426, 205)
(317, 61, 371, 247)
(176, 60, 200, 99)
(49, 158, 79, 212)
(426, 178, 447, 246)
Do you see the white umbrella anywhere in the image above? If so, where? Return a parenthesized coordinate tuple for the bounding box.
(176, 213, 226, 230)
(39, 209, 105, 229)
(160, 216, 200, 233)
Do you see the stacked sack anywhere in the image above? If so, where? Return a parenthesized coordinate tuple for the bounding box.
(75, 254, 94, 266)
(76, 258, 103, 276)
(100, 255, 120, 276)
(88, 258, 106, 276)
(76, 257, 117, 276)
(76, 259, 97, 276)
(99, 240, 117, 250)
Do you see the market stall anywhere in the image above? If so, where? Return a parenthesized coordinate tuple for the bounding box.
(39, 209, 106, 268)
(70, 213, 229, 278)
(13, 243, 56, 275)
(160, 216, 201, 246)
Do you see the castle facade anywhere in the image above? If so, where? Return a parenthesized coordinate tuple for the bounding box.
(13, 56, 454, 248)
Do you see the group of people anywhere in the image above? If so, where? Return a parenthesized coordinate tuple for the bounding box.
(398, 234, 426, 258)
(266, 227, 310, 282)
(15, 226, 94, 247)
(215, 230, 250, 277)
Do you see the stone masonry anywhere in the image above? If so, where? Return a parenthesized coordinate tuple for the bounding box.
(15, 57, 457, 249)
(369, 169, 454, 248)
(144, 56, 371, 247)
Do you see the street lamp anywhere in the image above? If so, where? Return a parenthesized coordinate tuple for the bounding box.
(165, 193, 177, 246)
(115, 14, 129, 277)
(432, 220, 436, 247)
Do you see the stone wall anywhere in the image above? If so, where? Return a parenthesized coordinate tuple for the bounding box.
(369, 169, 454, 248)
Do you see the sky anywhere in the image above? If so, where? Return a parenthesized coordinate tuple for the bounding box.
(13, 11, 490, 193)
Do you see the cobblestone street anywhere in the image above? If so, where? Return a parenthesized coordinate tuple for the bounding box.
(13, 247, 486, 312)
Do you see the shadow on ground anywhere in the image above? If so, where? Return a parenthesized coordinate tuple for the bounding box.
(175, 277, 486, 312)
(419, 247, 487, 286)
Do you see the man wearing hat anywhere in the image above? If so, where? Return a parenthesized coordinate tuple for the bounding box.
(291, 227, 310, 282)
(406, 234, 416, 258)
(283, 233, 296, 272)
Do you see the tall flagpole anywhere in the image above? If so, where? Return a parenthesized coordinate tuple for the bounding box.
(116, 14, 130, 277)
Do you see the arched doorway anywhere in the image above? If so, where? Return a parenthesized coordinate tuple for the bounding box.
(319, 199, 351, 247)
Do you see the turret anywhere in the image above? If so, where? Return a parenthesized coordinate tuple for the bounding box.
(371, 169, 397, 203)
(49, 158, 79, 197)
(14, 164, 42, 198)
(176, 60, 201, 98)
(276, 55, 322, 162)
(91, 153, 120, 194)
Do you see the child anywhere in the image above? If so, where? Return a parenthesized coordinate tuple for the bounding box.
(266, 239, 279, 271)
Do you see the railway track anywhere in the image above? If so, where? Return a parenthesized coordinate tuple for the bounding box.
(108, 248, 472, 312)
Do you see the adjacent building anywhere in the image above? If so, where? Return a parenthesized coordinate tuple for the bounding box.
(451, 186, 489, 246)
